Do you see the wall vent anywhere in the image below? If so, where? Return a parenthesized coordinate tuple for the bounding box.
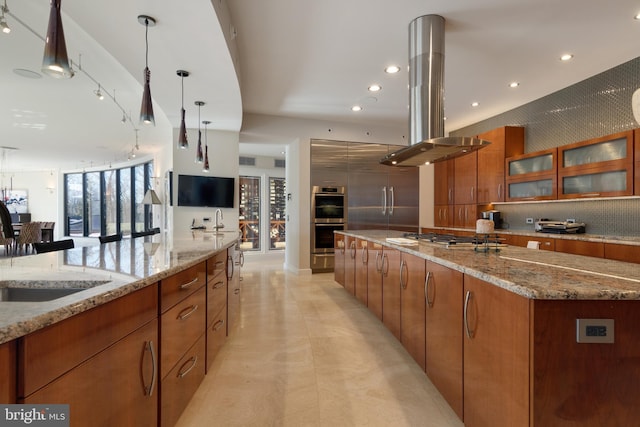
(239, 156, 256, 166)
(274, 159, 286, 168)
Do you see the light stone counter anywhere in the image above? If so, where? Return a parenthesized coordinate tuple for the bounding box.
(0, 230, 239, 345)
(339, 230, 640, 301)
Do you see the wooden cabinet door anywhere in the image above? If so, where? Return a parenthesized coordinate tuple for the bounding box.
(425, 261, 463, 420)
(434, 159, 454, 205)
(453, 204, 477, 229)
(227, 249, 241, 336)
(366, 241, 384, 320)
(477, 127, 525, 203)
(24, 320, 158, 427)
(344, 235, 356, 296)
(434, 205, 452, 227)
(463, 275, 530, 427)
(334, 233, 345, 286)
(382, 245, 401, 340)
(354, 238, 368, 306)
(400, 252, 426, 370)
(0, 340, 16, 404)
(454, 151, 477, 205)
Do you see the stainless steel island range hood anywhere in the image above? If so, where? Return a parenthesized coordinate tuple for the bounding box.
(381, 15, 490, 167)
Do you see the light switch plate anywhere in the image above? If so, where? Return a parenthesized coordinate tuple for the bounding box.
(576, 318, 614, 344)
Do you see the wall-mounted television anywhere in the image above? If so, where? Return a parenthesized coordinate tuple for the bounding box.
(177, 174, 235, 208)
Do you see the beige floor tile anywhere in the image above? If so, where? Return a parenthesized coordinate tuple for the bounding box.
(175, 257, 463, 427)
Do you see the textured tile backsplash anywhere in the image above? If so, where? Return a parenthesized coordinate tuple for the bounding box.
(451, 57, 640, 237)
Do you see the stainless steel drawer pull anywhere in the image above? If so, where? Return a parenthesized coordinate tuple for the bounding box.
(177, 356, 198, 378)
(177, 304, 199, 321)
(213, 319, 225, 331)
(212, 281, 225, 290)
(180, 277, 199, 290)
(143, 340, 157, 397)
(375, 251, 382, 273)
(425, 271, 433, 308)
(233, 288, 240, 295)
(464, 290, 474, 339)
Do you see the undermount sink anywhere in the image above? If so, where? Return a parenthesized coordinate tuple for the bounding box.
(0, 281, 110, 302)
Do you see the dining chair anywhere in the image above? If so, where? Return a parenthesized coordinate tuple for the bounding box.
(131, 230, 155, 238)
(99, 232, 122, 243)
(34, 239, 75, 254)
(41, 222, 55, 243)
(17, 221, 42, 255)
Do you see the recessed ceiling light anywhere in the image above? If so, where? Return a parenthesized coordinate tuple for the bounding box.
(471, 102, 479, 107)
(635, 12, 640, 20)
(351, 105, 362, 112)
(560, 54, 574, 61)
(385, 65, 400, 74)
(509, 82, 520, 88)
(368, 84, 382, 92)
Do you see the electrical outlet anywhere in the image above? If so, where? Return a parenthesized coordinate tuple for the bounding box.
(203, 217, 211, 222)
(566, 218, 575, 223)
(576, 319, 614, 343)
(526, 218, 534, 224)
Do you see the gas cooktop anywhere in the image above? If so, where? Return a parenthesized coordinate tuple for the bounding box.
(402, 232, 505, 252)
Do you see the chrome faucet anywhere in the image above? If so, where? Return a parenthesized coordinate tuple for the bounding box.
(214, 209, 224, 230)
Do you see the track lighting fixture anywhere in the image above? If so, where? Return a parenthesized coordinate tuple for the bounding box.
(138, 15, 155, 125)
(202, 121, 210, 172)
(0, 0, 10, 34)
(94, 84, 104, 100)
(195, 101, 205, 163)
(176, 70, 190, 149)
(42, 0, 74, 78)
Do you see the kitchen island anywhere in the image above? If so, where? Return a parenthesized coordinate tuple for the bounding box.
(0, 230, 241, 427)
(335, 230, 640, 427)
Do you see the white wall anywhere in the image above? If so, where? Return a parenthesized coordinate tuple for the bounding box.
(171, 127, 240, 234)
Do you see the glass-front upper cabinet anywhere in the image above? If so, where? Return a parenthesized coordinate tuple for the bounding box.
(558, 130, 634, 199)
(505, 148, 557, 201)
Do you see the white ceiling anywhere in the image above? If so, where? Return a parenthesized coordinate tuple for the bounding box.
(1, 0, 639, 172)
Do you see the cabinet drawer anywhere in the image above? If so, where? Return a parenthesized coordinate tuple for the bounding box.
(161, 262, 206, 313)
(555, 239, 604, 258)
(604, 243, 640, 264)
(207, 275, 227, 327)
(24, 320, 158, 427)
(1, 340, 16, 403)
(19, 284, 158, 398)
(207, 251, 227, 281)
(206, 307, 227, 371)
(161, 334, 206, 427)
(161, 286, 206, 379)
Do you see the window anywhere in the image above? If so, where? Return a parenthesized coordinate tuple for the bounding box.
(239, 176, 260, 250)
(63, 161, 153, 237)
(269, 177, 286, 250)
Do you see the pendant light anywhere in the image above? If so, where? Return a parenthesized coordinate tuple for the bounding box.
(138, 15, 156, 125)
(202, 121, 211, 172)
(42, 0, 74, 78)
(176, 70, 189, 149)
(1, 0, 11, 34)
(194, 101, 205, 163)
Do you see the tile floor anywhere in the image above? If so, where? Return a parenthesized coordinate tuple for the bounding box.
(176, 255, 464, 427)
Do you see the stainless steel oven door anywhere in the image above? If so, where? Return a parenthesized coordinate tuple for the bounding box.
(312, 223, 345, 254)
(312, 186, 345, 223)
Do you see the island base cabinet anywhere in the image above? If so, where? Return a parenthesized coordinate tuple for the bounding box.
(161, 334, 206, 427)
(23, 320, 158, 427)
(0, 340, 16, 403)
(206, 307, 227, 370)
(381, 246, 401, 341)
(366, 241, 384, 321)
(463, 275, 529, 427)
(399, 253, 426, 370)
(532, 300, 640, 427)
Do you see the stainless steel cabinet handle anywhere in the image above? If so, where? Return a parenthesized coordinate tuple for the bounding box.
(239, 251, 245, 267)
(177, 304, 199, 321)
(177, 356, 198, 379)
(438, 209, 442, 221)
(464, 290, 474, 339)
(425, 271, 433, 308)
(213, 319, 225, 331)
(233, 288, 240, 295)
(180, 277, 199, 290)
(227, 255, 234, 280)
(389, 186, 395, 215)
(400, 259, 407, 289)
(448, 188, 453, 203)
(382, 253, 389, 276)
(212, 280, 225, 290)
(381, 186, 387, 215)
(143, 340, 157, 397)
(471, 186, 474, 202)
(349, 240, 356, 259)
(375, 251, 382, 273)
(497, 183, 503, 199)
(361, 245, 367, 264)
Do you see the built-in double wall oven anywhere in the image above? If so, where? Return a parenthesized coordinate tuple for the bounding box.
(311, 186, 345, 272)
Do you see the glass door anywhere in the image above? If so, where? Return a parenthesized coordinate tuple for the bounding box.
(239, 176, 261, 251)
(269, 177, 286, 250)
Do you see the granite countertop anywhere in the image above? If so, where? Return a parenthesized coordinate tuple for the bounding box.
(339, 230, 640, 301)
(0, 230, 240, 345)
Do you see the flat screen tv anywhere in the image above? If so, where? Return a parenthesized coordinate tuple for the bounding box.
(177, 174, 235, 208)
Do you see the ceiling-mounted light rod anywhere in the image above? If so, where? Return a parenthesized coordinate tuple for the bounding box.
(176, 70, 190, 149)
(1, 0, 10, 34)
(202, 120, 210, 172)
(42, 0, 74, 78)
(138, 15, 156, 125)
(195, 101, 205, 163)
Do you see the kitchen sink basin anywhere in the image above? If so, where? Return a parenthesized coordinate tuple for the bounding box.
(0, 281, 110, 302)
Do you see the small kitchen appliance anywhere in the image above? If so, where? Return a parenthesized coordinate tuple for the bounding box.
(482, 210, 503, 229)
